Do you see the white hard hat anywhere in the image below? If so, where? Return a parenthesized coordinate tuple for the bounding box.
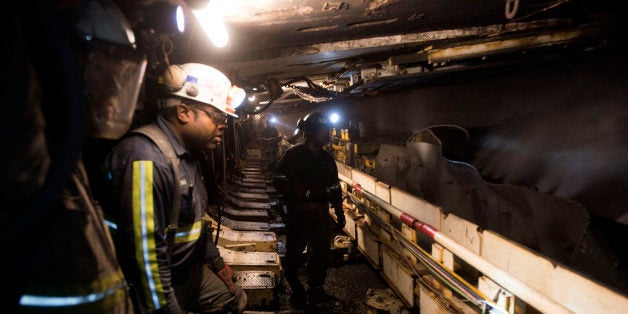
(163, 63, 239, 117)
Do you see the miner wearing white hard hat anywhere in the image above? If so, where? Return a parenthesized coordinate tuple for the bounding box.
(160, 62, 243, 150)
(104, 63, 247, 313)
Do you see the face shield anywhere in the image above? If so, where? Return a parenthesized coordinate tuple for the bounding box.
(83, 47, 147, 139)
(76, 0, 146, 139)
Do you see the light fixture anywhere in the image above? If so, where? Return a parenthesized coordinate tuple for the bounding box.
(228, 86, 246, 109)
(144, 2, 185, 34)
(330, 112, 339, 124)
(175, 6, 185, 33)
(192, 5, 229, 48)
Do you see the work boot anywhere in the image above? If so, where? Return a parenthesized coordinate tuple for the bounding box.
(306, 286, 338, 305)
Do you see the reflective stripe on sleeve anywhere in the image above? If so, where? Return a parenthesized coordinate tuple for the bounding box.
(19, 269, 128, 309)
(132, 160, 166, 310)
(174, 220, 203, 244)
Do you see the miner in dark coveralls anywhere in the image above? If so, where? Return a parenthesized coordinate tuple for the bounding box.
(11, 1, 144, 312)
(104, 63, 247, 313)
(273, 111, 346, 306)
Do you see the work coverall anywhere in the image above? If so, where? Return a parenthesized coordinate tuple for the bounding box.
(105, 116, 245, 313)
(273, 143, 344, 289)
(19, 160, 133, 313)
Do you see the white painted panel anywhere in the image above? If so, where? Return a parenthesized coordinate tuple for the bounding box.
(357, 223, 381, 268)
(552, 265, 628, 314)
(390, 187, 441, 229)
(482, 231, 628, 314)
(336, 160, 352, 180)
(441, 213, 481, 255)
(382, 246, 415, 307)
(351, 170, 377, 194)
(344, 211, 357, 240)
(375, 181, 391, 203)
(482, 231, 559, 294)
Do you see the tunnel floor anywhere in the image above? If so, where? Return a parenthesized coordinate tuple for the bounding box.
(243, 239, 405, 313)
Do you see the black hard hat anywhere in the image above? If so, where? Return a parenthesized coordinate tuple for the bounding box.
(297, 111, 329, 138)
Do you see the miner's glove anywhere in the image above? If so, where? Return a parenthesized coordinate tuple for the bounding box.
(214, 260, 237, 294)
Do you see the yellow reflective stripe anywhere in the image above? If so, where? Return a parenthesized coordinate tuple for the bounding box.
(132, 161, 166, 310)
(173, 220, 203, 244)
(89, 269, 129, 310)
(20, 269, 128, 309)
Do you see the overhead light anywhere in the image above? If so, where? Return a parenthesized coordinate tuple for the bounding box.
(330, 112, 340, 124)
(192, 5, 228, 48)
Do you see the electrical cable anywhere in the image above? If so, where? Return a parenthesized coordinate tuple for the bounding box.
(214, 132, 228, 245)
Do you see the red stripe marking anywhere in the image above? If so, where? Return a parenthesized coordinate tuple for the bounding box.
(353, 183, 362, 193)
(400, 213, 415, 226)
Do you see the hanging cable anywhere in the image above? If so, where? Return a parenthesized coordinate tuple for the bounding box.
(214, 132, 228, 245)
(511, 0, 572, 21)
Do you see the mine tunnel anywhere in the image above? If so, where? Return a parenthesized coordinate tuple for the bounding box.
(7, 0, 627, 313)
